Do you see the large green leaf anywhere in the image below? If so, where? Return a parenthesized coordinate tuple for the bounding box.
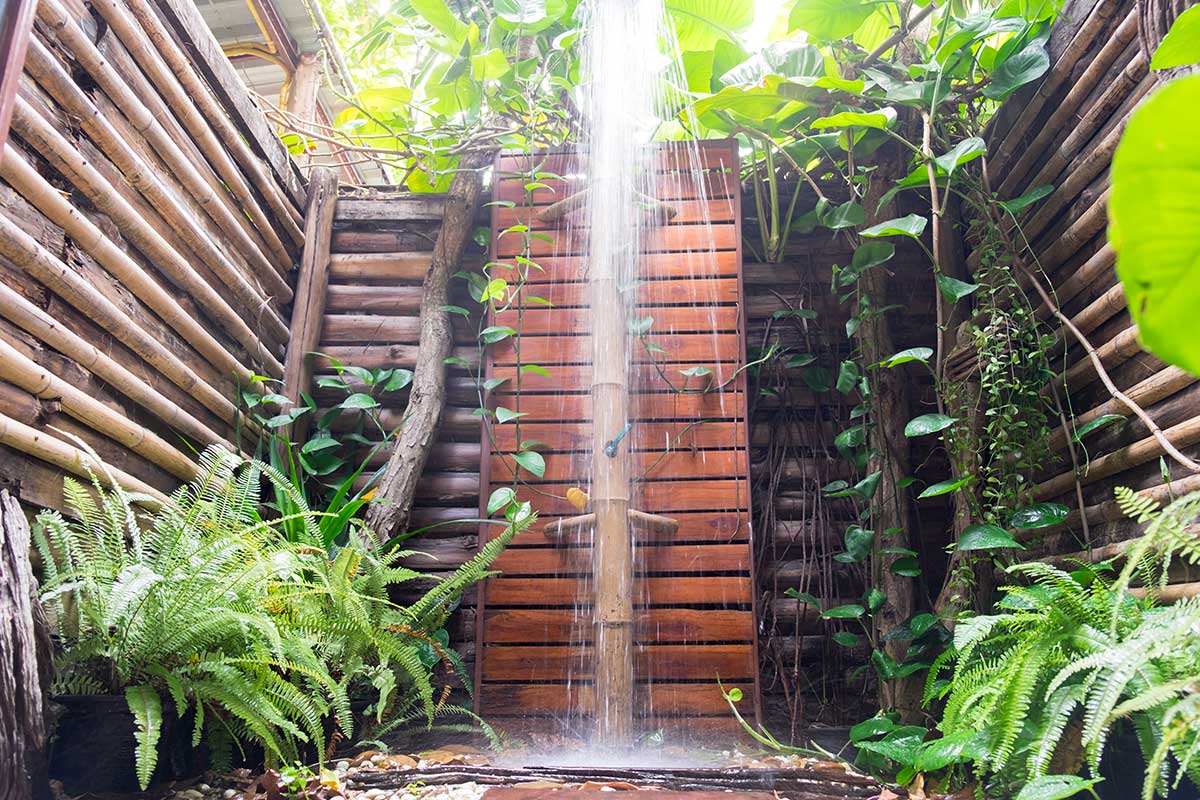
(410, 0, 469, 44)
(984, 39, 1050, 100)
(861, 214, 927, 239)
(494, 0, 569, 33)
(720, 39, 822, 86)
(918, 475, 973, 499)
(1009, 502, 1068, 529)
(1150, 5, 1200, 70)
(904, 413, 958, 437)
(1110, 74, 1200, 376)
(811, 107, 896, 130)
(788, 0, 874, 41)
(958, 523, 1025, 551)
(665, 0, 755, 51)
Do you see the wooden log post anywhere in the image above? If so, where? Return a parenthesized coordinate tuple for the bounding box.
(0, 490, 52, 800)
(858, 155, 922, 720)
(365, 152, 491, 538)
(282, 167, 338, 443)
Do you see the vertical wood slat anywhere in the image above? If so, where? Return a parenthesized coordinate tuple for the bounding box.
(283, 167, 338, 441)
(0, 0, 34, 159)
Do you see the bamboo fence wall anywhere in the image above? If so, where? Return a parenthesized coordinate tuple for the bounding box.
(982, 0, 1200, 583)
(0, 0, 304, 510)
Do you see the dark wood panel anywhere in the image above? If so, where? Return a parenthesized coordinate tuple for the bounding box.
(481, 608, 754, 644)
(505, 479, 750, 515)
(487, 510, 751, 546)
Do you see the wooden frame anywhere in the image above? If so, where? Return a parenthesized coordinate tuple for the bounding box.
(0, 0, 34, 162)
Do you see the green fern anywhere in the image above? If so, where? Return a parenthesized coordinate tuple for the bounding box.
(125, 685, 163, 789)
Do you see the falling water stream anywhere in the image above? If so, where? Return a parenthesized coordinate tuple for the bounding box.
(565, 0, 726, 755)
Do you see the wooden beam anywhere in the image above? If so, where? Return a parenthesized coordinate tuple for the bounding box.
(283, 167, 338, 438)
(0, 0, 34, 163)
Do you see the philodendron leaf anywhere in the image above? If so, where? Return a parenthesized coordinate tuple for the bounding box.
(881, 347, 933, 368)
(998, 184, 1054, 215)
(934, 137, 987, 175)
(487, 486, 515, 514)
(513, 450, 546, 478)
(495, 406, 528, 424)
(937, 273, 980, 302)
(1110, 74, 1200, 375)
(861, 214, 927, 239)
(918, 475, 973, 498)
(1013, 775, 1103, 800)
(832, 631, 861, 647)
(1010, 502, 1069, 529)
(784, 588, 821, 607)
(958, 523, 1025, 551)
(984, 39, 1050, 100)
(811, 107, 897, 130)
(904, 413, 958, 437)
(1071, 413, 1127, 442)
(788, 0, 875, 40)
(823, 200, 866, 229)
(1150, 5, 1200, 70)
(820, 603, 866, 619)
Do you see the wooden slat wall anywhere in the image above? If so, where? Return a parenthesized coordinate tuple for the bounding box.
(0, 0, 301, 511)
(983, 0, 1200, 568)
(474, 141, 758, 739)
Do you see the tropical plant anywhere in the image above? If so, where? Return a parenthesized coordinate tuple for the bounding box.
(35, 447, 531, 788)
(917, 489, 1200, 799)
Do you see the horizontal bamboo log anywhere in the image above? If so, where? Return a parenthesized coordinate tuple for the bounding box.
(986, 0, 1125, 171)
(0, 147, 257, 385)
(1050, 324, 1141, 394)
(1050, 366, 1199, 453)
(122, 0, 303, 244)
(992, 8, 1138, 196)
(1036, 413, 1200, 500)
(1131, 582, 1200, 603)
(6, 103, 284, 377)
(1069, 473, 1200, 529)
(0, 281, 232, 450)
(19, 47, 289, 348)
(0, 338, 198, 481)
(87, 0, 295, 271)
(0, 410, 167, 506)
(0, 207, 240, 424)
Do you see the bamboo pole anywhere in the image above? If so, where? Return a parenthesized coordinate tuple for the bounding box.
(1071, 473, 1200, 529)
(0, 281, 234, 450)
(0, 338, 199, 481)
(32, 1, 293, 290)
(0, 147, 259, 385)
(282, 167, 338, 442)
(17, 43, 291, 343)
(7, 101, 285, 376)
(86, 0, 297, 267)
(1050, 366, 1198, 453)
(0, 411, 168, 506)
(121, 0, 304, 243)
(0, 207, 241, 425)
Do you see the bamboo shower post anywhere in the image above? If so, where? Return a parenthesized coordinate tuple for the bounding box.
(590, 224, 635, 747)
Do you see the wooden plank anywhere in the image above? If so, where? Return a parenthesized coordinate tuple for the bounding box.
(494, 222, 738, 257)
(491, 332, 740, 365)
(481, 608, 754, 644)
(479, 644, 756, 681)
(326, 284, 424, 313)
(489, 510, 751, 546)
(496, 252, 740, 283)
(492, 170, 734, 204)
(334, 195, 447, 221)
(508, 479, 749, 515)
(510, 277, 741, 308)
(494, 305, 739, 335)
(490, 543, 751, 575)
(0, 0, 34, 157)
(493, 421, 745, 454)
(486, 391, 744, 423)
(491, 449, 744, 483)
(485, 576, 754, 607)
(478, 681, 751, 716)
(490, 362, 742, 393)
(328, 252, 431, 281)
(493, 196, 736, 229)
(495, 142, 736, 173)
(282, 168, 337, 437)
